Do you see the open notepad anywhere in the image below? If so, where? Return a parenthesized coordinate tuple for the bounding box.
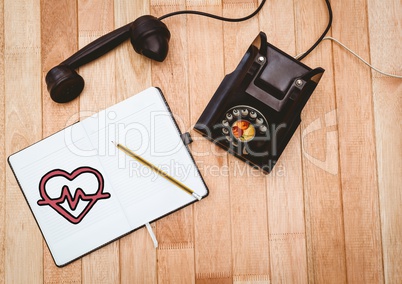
(8, 87, 208, 267)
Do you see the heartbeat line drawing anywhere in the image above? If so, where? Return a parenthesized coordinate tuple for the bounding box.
(37, 167, 111, 224)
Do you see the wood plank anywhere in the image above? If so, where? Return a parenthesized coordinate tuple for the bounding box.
(158, 245, 195, 284)
(367, 0, 402, 282)
(331, 0, 384, 282)
(294, 0, 347, 283)
(150, 0, 197, 282)
(367, 0, 401, 78)
(114, 0, 157, 282)
(372, 77, 402, 282)
(77, 1, 119, 282)
(266, 137, 307, 284)
(259, 0, 309, 282)
(150, 0, 189, 132)
(40, 0, 82, 281)
(222, 1, 270, 282)
(185, 1, 232, 282)
(120, 226, 157, 283)
(0, 0, 5, 282)
(114, 0, 152, 99)
(4, 0, 43, 282)
(259, 0, 296, 55)
(196, 277, 232, 284)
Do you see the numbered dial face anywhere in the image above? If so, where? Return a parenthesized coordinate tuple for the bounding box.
(221, 106, 268, 144)
(232, 120, 255, 142)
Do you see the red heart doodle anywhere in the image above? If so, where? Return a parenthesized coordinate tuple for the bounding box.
(37, 167, 111, 224)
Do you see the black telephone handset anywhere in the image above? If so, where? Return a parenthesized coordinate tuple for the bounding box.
(194, 32, 325, 173)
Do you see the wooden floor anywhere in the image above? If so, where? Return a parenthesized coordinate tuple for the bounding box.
(1, 0, 401, 283)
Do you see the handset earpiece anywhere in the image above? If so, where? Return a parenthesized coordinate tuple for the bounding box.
(46, 15, 171, 103)
(130, 15, 171, 62)
(45, 65, 85, 103)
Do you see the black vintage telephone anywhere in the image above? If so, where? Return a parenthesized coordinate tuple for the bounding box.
(194, 32, 325, 173)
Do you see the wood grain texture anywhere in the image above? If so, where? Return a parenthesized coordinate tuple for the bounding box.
(1, 0, 401, 282)
(295, 0, 347, 283)
(332, 0, 384, 282)
(185, 2, 232, 282)
(372, 78, 402, 283)
(368, 0, 402, 282)
(150, 0, 198, 282)
(223, 1, 270, 282)
(158, 245, 195, 284)
(114, 1, 158, 282)
(0, 0, 4, 283)
(261, 0, 309, 282)
(4, 0, 43, 282)
(120, 226, 157, 283)
(367, 0, 402, 77)
(77, 0, 120, 283)
(114, 0, 151, 99)
(40, 0, 82, 282)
